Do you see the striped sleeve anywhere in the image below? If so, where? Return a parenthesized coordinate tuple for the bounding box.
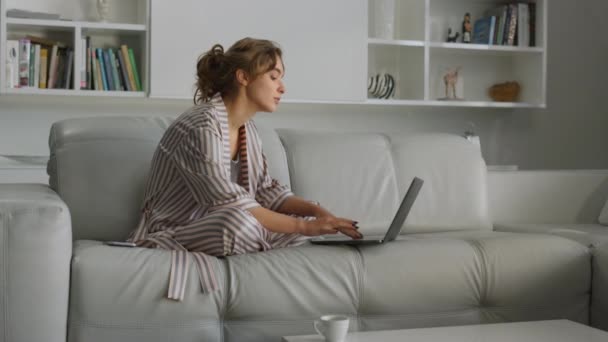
(172, 124, 260, 212)
(255, 153, 294, 211)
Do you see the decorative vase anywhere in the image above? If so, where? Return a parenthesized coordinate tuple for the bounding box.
(96, 0, 110, 22)
(489, 81, 521, 102)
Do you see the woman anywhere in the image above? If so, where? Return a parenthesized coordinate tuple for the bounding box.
(128, 37, 362, 301)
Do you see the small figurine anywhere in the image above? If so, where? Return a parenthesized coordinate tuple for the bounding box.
(462, 13, 472, 43)
(446, 28, 460, 43)
(441, 67, 461, 100)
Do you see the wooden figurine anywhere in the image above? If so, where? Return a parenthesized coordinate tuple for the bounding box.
(441, 67, 462, 100)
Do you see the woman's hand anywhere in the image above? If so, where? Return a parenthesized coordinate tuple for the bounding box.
(300, 216, 363, 239)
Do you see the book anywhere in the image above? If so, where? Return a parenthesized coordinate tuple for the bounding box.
(487, 5, 508, 45)
(81, 38, 87, 89)
(54, 48, 67, 88)
(101, 49, 115, 90)
(96, 48, 108, 90)
(64, 49, 73, 89)
(108, 49, 121, 91)
(28, 44, 36, 87)
(120, 45, 137, 91)
(488, 16, 497, 45)
(128, 48, 142, 91)
(91, 49, 98, 90)
(501, 5, 511, 45)
(116, 49, 132, 91)
(39, 48, 48, 89)
(18, 39, 31, 87)
(33, 45, 41, 88)
(529, 3, 536, 46)
(472, 16, 496, 45)
(506, 4, 518, 46)
(47, 45, 59, 89)
(95, 54, 103, 91)
(114, 54, 126, 91)
(6, 40, 19, 88)
(85, 37, 92, 90)
(517, 3, 529, 47)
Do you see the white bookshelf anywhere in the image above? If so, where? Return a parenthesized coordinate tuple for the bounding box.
(367, 0, 547, 108)
(0, 0, 546, 108)
(0, 0, 149, 97)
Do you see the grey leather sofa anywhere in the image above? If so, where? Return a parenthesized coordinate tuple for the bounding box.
(1, 116, 607, 342)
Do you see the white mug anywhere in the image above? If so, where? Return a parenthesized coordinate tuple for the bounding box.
(314, 314, 349, 342)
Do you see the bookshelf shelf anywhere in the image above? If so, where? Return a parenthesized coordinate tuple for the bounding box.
(6, 18, 75, 30)
(0, 0, 150, 97)
(4, 88, 146, 97)
(6, 18, 146, 32)
(365, 98, 544, 108)
(368, 0, 547, 107)
(368, 38, 425, 47)
(79, 22, 147, 32)
(429, 42, 544, 53)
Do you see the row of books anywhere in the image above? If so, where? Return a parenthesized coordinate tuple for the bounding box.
(6, 36, 73, 89)
(472, 2, 536, 47)
(83, 37, 142, 92)
(4, 35, 142, 92)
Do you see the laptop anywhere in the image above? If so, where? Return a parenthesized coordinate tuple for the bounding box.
(310, 177, 423, 246)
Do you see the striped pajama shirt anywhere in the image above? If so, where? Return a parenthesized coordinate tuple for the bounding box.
(128, 93, 310, 301)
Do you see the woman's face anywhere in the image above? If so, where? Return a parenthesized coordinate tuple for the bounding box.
(245, 56, 285, 112)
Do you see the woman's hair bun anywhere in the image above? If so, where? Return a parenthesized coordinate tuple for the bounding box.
(207, 44, 225, 67)
(211, 44, 224, 55)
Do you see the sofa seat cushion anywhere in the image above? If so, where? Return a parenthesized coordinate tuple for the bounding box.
(70, 232, 590, 342)
(223, 244, 362, 340)
(359, 232, 589, 331)
(494, 223, 608, 247)
(69, 240, 226, 342)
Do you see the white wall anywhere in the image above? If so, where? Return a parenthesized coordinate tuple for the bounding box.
(0, 0, 606, 170)
(494, 0, 608, 169)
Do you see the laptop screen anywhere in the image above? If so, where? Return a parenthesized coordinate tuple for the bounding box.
(382, 177, 424, 242)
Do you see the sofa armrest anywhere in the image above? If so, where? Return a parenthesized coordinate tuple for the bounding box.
(592, 243, 608, 331)
(488, 170, 608, 224)
(0, 184, 71, 342)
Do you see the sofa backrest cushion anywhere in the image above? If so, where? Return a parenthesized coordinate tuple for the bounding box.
(276, 129, 400, 235)
(255, 124, 292, 188)
(277, 130, 492, 234)
(388, 133, 492, 232)
(48, 117, 291, 241)
(600, 198, 608, 226)
(48, 117, 171, 241)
